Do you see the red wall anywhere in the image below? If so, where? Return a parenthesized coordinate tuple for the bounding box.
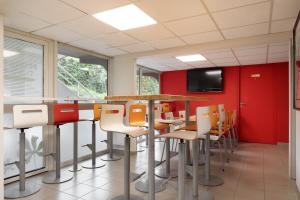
(160, 63, 289, 144)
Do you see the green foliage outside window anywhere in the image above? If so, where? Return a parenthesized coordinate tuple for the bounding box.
(58, 55, 107, 98)
(140, 75, 160, 95)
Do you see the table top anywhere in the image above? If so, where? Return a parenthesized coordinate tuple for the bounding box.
(4, 96, 105, 102)
(105, 94, 211, 101)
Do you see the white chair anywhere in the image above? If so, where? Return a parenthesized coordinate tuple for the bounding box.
(159, 106, 213, 200)
(100, 104, 148, 200)
(5, 105, 48, 199)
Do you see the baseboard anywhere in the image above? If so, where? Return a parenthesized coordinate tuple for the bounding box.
(277, 142, 289, 147)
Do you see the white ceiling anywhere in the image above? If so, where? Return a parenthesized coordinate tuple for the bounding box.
(137, 42, 290, 71)
(0, 0, 299, 70)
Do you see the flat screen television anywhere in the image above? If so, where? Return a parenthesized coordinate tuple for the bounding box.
(187, 68, 223, 92)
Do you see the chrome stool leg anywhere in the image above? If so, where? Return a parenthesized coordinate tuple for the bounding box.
(5, 128, 40, 199)
(178, 139, 185, 200)
(112, 135, 143, 200)
(198, 133, 224, 187)
(43, 125, 73, 184)
(82, 121, 106, 169)
(101, 132, 121, 161)
(69, 120, 81, 172)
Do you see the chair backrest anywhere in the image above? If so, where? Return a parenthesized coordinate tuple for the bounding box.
(178, 110, 185, 120)
(232, 110, 237, 126)
(129, 104, 146, 126)
(13, 105, 48, 129)
(161, 103, 170, 113)
(164, 112, 174, 120)
(196, 106, 211, 137)
(154, 104, 162, 120)
(93, 104, 102, 121)
(100, 104, 124, 131)
(209, 105, 219, 129)
(53, 104, 79, 125)
(218, 104, 225, 124)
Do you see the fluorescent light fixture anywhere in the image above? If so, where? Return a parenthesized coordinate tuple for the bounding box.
(206, 70, 221, 75)
(176, 54, 206, 62)
(92, 4, 157, 31)
(4, 50, 19, 58)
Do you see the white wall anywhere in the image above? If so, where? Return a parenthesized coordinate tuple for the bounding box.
(0, 14, 4, 199)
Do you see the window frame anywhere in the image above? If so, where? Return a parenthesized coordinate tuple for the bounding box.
(137, 65, 161, 95)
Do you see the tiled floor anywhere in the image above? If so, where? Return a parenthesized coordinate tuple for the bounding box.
(5, 142, 299, 200)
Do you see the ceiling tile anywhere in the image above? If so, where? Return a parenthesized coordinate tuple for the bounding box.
(268, 43, 289, 54)
(272, 0, 300, 20)
(188, 60, 216, 67)
(203, 0, 267, 12)
(222, 23, 269, 39)
(164, 15, 217, 36)
(212, 2, 270, 29)
(4, 12, 50, 32)
(119, 42, 155, 53)
(148, 37, 186, 49)
(271, 18, 296, 33)
(60, 15, 118, 38)
(60, 0, 131, 14)
(125, 24, 174, 42)
(95, 32, 139, 47)
(95, 47, 127, 56)
(237, 54, 266, 61)
(3, 0, 86, 24)
(201, 49, 235, 59)
(181, 31, 223, 44)
(68, 38, 111, 51)
(210, 57, 238, 63)
(33, 25, 83, 43)
(212, 61, 239, 66)
(135, 0, 206, 22)
(233, 45, 267, 57)
(240, 59, 266, 65)
(268, 51, 288, 59)
(267, 57, 288, 63)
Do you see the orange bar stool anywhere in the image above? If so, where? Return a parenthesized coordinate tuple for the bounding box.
(100, 104, 148, 200)
(4, 105, 48, 199)
(81, 104, 106, 169)
(43, 103, 78, 184)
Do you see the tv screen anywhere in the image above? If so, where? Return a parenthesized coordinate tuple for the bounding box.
(187, 68, 223, 92)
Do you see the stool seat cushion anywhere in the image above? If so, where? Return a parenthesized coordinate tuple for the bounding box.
(156, 119, 182, 124)
(158, 130, 198, 141)
(102, 124, 148, 138)
(179, 124, 197, 131)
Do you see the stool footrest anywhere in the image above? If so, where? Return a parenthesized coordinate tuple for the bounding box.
(44, 153, 55, 159)
(81, 144, 94, 151)
(5, 161, 18, 167)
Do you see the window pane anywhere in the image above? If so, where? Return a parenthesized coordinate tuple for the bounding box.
(138, 67, 160, 95)
(57, 45, 108, 98)
(4, 36, 44, 178)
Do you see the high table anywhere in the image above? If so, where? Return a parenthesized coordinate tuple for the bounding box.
(104, 95, 210, 200)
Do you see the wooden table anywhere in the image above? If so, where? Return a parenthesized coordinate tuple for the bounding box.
(105, 94, 210, 200)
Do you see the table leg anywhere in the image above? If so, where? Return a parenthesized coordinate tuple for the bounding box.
(185, 101, 192, 165)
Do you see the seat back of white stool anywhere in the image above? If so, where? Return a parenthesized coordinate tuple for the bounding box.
(100, 104, 124, 131)
(196, 106, 211, 137)
(154, 104, 162, 120)
(178, 110, 185, 120)
(232, 110, 237, 126)
(164, 112, 174, 120)
(13, 105, 48, 129)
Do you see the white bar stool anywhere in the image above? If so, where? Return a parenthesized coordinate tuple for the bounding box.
(4, 105, 48, 199)
(159, 106, 214, 200)
(100, 104, 148, 200)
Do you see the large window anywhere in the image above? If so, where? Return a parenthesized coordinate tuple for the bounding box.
(137, 66, 160, 95)
(57, 44, 109, 162)
(57, 44, 108, 98)
(4, 36, 45, 179)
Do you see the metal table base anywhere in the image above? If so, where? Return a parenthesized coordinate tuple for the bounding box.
(135, 177, 167, 193)
(82, 161, 106, 169)
(4, 183, 40, 199)
(43, 171, 73, 184)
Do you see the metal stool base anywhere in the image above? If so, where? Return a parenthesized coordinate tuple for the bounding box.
(5, 182, 40, 199)
(198, 175, 224, 186)
(68, 166, 82, 172)
(197, 191, 215, 200)
(42, 171, 73, 184)
(82, 162, 106, 169)
(135, 177, 167, 193)
(155, 168, 177, 179)
(130, 172, 146, 182)
(112, 194, 144, 200)
(101, 154, 121, 161)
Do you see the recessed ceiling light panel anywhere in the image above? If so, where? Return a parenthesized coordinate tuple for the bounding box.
(93, 4, 157, 31)
(176, 54, 206, 62)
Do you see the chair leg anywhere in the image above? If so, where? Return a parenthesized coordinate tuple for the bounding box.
(218, 141, 224, 172)
(222, 135, 230, 163)
(178, 139, 185, 200)
(192, 140, 199, 199)
(228, 130, 234, 154)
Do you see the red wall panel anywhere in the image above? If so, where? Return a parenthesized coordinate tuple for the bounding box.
(160, 63, 289, 144)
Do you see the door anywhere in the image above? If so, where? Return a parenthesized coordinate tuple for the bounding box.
(239, 65, 276, 144)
